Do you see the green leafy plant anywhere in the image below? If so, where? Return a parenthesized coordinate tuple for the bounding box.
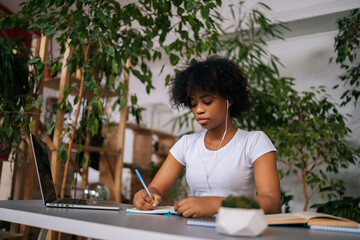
(311, 196, 360, 222)
(0, 32, 36, 163)
(309, 9, 360, 216)
(281, 190, 293, 213)
(1, 0, 223, 199)
(221, 195, 260, 209)
(257, 86, 359, 211)
(170, 2, 360, 212)
(217, 1, 359, 212)
(331, 9, 360, 107)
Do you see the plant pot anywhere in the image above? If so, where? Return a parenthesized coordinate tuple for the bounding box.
(216, 207, 267, 237)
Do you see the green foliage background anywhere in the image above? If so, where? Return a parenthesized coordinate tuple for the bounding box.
(0, 0, 223, 164)
(171, 2, 360, 212)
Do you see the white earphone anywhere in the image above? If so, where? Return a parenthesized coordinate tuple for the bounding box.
(203, 99, 229, 190)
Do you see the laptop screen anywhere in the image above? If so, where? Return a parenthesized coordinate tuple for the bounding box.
(30, 134, 58, 203)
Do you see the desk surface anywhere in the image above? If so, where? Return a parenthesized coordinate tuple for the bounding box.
(0, 200, 359, 240)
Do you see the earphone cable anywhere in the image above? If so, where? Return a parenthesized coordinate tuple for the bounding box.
(204, 101, 229, 189)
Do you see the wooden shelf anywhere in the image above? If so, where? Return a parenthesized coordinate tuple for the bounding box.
(71, 143, 120, 155)
(126, 122, 176, 139)
(44, 76, 118, 98)
(123, 162, 152, 171)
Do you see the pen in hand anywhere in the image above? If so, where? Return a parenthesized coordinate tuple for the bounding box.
(135, 169, 158, 209)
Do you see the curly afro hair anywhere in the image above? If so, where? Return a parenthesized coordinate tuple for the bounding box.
(169, 56, 251, 118)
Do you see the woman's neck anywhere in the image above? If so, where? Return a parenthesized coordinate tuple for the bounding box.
(205, 122, 237, 151)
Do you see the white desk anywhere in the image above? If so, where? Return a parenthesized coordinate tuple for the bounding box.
(0, 200, 359, 240)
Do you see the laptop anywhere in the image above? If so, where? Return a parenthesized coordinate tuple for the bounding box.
(30, 133, 120, 210)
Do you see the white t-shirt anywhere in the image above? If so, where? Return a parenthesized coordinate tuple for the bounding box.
(170, 129, 277, 197)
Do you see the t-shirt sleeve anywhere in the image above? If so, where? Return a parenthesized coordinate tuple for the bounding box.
(249, 131, 277, 163)
(169, 135, 186, 166)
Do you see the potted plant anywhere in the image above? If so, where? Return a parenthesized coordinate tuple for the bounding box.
(216, 195, 267, 237)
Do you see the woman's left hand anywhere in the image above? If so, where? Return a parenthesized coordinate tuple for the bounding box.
(174, 196, 225, 218)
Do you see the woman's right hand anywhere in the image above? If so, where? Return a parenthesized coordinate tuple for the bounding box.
(133, 188, 162, 210)
(132, 154, 184, 210)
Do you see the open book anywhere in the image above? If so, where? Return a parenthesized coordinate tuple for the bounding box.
(264, 212, 358, 227)
(125, 206, 179, 216)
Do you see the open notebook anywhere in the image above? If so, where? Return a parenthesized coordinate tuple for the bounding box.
(264, 212, 358, 227)
(31, 133, 120, 210)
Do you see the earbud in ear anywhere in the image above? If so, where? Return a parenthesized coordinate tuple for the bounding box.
(226, 100, 229, 110)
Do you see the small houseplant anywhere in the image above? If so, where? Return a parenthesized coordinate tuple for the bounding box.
(216, 195, 267, 237)
(221, 195, 261, 209)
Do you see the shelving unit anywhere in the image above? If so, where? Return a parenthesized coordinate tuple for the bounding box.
(44, 76, 118, 99)
(6, 36, 129, 207)
(127, 123, 176, 202)
(99, 122, 176, 202)
(35, 37, 177, 204)
(2, 35, 177, 239)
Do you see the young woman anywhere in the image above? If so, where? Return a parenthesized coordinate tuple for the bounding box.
(133, 56, 281, 217)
